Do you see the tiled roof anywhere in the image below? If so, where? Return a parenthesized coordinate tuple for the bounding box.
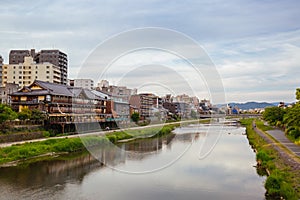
(11, 80, 108, 100)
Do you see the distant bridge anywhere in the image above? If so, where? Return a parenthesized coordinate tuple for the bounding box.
(199, 113, 262, 118)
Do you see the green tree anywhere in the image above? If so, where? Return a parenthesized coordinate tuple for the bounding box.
(263, 106, 285, 126)
(131, 112, 140, 123)
(283, 103, 300, 139)
(0, 104, 17, 123)
(18, 107, 32, 120)
(190, 110, 198, 119)
(30, 109, 47, 121)
(296, 88, 300, 101)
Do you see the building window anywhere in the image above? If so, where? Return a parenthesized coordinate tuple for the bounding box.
(35, 76, 38, 79)
(46, 76, 49, 79)
(13, 71, 15, 74)
(46, 66, 50, 69)
(36, 71, 38, 74)
(19, 66, 22, 69)
(19, 76, 22, 79)
(29, 71, 31, 74)
(19, 81, 22, 84)
(36, 66, 38, 69)
(13, 66, 16, 69)
(19, 71, 22, 74)
(13, 76, 15, 79)
(46, 71, 49, 73)
(29, 66, 31, 69)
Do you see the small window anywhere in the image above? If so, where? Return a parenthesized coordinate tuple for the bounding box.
(29, 66, 31, 69)
(36, 71, 38, 74)
(46, 76, 49, 79)
(13, 71, 15, 74)
(13, 66, 16, 69)
(36, 66, 38, 69)
(19, 76, 22, 79)
(13, 76, 15, 79)
(19, 66, 22, 69)
(46, 71, 49, 74)
(19, 71, 22, 74)
(46, 66, 50, 69)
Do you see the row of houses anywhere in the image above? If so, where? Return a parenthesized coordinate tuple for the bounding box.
(8, 80, 211, 127)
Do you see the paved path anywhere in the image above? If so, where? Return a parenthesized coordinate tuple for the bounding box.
(267, 129, 300, 157)
(252, 121, 300, 171)
(0, 119, 202, 148)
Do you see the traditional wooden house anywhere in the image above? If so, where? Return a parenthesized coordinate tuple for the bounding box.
(10, 80, 108, 125)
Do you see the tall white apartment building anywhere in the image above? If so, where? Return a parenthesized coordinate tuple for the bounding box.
(2, 56, 61, 87)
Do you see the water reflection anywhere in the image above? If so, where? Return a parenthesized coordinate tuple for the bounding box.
(0, 124, 265, 200)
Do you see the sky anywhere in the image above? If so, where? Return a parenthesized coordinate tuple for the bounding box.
(0, 0, 300, 103)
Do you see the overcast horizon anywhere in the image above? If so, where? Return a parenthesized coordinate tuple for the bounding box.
(1, 0, 299, 103)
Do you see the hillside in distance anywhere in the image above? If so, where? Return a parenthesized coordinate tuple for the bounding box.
(217, 102, 276, 110)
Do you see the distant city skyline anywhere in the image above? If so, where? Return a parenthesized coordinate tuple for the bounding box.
(1, 0, 299, 103)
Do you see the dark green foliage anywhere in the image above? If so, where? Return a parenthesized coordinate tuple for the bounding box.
(265, 171, 297, 200)
(30, 109, 47, 121)
(18, 108, 32, 120)
(131, 112, 140, 123)
(263, 106, 285, 126)
(296, 88, 300, 101)
(0, 104, 17, 123)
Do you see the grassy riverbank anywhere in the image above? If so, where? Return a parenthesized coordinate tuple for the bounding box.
(240, 118, 299, 200)
(0, 123, 180, 166)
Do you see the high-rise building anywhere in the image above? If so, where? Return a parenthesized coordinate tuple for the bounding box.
(2, 56, 61, 87)
(9, 49, 68, 85)
(68, 78, 94, 89)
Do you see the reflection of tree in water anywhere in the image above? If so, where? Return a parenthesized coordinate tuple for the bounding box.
(0, 152, 102, 191)
(0, 132, 199, 194)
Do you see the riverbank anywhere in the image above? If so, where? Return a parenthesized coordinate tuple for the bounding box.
(240, 118, 300, 200)
(0, 122, 185, 167)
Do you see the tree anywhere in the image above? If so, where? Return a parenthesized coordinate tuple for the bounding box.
(18, 107, 32, 120)
(263, 106, 285, 126)
(131, 112, 140, 123)
(296, 88, 300, 101)
(190, 110, 198, 119)
(30, 109, 47, 121)
(0, 104, 17, 123)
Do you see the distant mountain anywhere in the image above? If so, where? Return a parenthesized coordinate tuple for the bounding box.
(217, 102, 275, 110)
(229, 102, 274, 110)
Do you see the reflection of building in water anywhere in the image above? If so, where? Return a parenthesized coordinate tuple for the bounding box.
(120, 134, 175, 153)
(173, 133, 194, 143)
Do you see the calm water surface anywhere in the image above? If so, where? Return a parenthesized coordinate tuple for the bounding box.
(0, 123, 266, 200)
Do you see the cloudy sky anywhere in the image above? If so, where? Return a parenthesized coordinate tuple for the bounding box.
(0, 0, 300, 103)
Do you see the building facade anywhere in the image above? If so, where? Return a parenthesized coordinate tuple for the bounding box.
(9, 49, 68, 85)
(69, 79, 94, 89)
(10, 80, 107, 123)
(0, 55, 3, 86)
(129, 93, 154, 119)
(2, 56, 61, 87)
(0, 83, 19, 104)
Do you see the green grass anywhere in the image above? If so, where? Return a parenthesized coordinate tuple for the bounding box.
(0, 123, 180, 165)
(0, 137, 84, 164)
(240, 118, 299, 199)
(255, 120, 274, 131)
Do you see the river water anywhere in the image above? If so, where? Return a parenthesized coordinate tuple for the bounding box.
(0, 123, 266, 200)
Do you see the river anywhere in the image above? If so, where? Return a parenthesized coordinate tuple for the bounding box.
(0, 122, 266, 200)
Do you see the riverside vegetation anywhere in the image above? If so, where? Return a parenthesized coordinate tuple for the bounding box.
(0, 124, 179, 166)
(241, 118, 299, 200)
